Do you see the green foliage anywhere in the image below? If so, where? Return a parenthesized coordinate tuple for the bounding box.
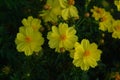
(0, 0, 120, 80)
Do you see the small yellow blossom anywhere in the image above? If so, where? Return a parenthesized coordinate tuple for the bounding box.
(114, 0, 120, 11)
(99, 12, 114, 32)
(59, 0, 79, 20)
(112, 20, 120, 39)
(71, 39, 102, 71)
(40, 0, 61, 22)
(91, 6, 106, 21)
(47, 23, 78, 52)
(15, 27, 44, 56)
(22, 16, 41, 31)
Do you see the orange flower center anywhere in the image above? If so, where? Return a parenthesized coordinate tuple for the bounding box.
(96, 8, 102, 14)
(115, 25, 120, 31)
(25, 36, 32, 43)
(100, 16, 107, 22)
(60, 34, 66, 41)
(84, 50, 90, 57)
(68, 0, 75, 5)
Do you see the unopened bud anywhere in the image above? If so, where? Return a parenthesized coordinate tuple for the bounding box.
(84, 12, 90, 18)
(44, 4, 51, 10)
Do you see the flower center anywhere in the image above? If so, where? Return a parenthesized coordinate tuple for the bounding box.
(60, 34, 66, 41)
(96, 8, 102, 14)
(100, 16, 107, 22)
(68, 0, 75, 5)
(25, 36, 32, 43)
(115, 25, 120, 31)
(84, 50, 90, 57)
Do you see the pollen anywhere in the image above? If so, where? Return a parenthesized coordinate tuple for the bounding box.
(60, 34, 66, 41)
(25, 36, 32, 43)
(96, 8, 102, 14)
(84, 50, 90, 57)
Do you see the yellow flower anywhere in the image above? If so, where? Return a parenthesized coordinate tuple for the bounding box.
(114, 0, 120, 11)
(91, 6, 106, 21)
(99, 12, 114, 32)
(15, 27, 44, 56)
(22, 16, 41, 31)
(47, 23, 78, 52)
(39, 0, 61, 22)
(59, 0, 79, 20)
(71, 39, 102, 71)
(112, 20, 120, 39)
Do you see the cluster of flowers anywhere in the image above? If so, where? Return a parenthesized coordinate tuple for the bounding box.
(91, 5, 120, 39)
(39, 0, 79, 22)
(15, 0, 120, 71)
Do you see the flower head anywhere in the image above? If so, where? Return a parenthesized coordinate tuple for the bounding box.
(22, 16, 41, 31)
(15, 27, 44, 56)
(40, 0, 61, 22)
(59, 0, 79, 20)
(112, 20, 120, 39)
(91, 6, 106, 21)
(47, 23, 78, 52)
(99, 12, 114, 32)
(71, 39, 102, 71)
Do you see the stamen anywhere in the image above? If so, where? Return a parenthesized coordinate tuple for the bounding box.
(84, 50, 90, 57)
(25, 36, 32, 43)
(60, 34, 66, 41)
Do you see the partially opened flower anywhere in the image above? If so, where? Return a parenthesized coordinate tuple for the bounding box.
(15, 27, 44, 56)
(40, 0, 61, 22)
(59, 0, 79, 20)
(114, 0, 120, 11)
(47, 23, 78, 52)
(91, 6, 106, 21)
(112, 20, 120, 39)
(22, 16, 41, 31)
(99, 12, 114, 32)
(71, 39, 102, 71)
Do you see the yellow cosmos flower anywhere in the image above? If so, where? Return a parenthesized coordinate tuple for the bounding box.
(114, 0, 120, 11)
(99, 12, 114, 32)
(59, 0, 79, 20)
(40, 0, 61, 22)
(47, 23, 78, 52)
(22, 16, 41, 31)
(112, 20, 120, 39)
(71, 39, 102, 71)
(15, 27, 44, 56)
(91, 6, 106, 21)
